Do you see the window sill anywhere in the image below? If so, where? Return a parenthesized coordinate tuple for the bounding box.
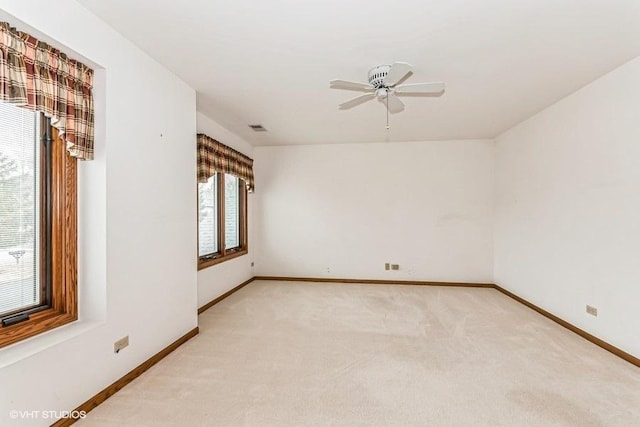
(0, 308, 77, 349)
(0, 319, 104, 368)
(198, 248, 248, 270)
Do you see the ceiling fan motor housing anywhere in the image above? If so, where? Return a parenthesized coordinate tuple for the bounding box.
(368, 65, 391, 88)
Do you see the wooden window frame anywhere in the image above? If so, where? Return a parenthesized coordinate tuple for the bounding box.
(0, 116, 78, 348)
(198, 172, 248, 270)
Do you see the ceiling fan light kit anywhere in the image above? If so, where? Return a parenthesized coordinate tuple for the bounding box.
(330, 62, 445, 129)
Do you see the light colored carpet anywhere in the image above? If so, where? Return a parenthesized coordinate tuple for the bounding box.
(80, 280, 640, 426)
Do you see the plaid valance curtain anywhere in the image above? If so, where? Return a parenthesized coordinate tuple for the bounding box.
(198, 133, 254, 192)
(0, 22, 94, 160)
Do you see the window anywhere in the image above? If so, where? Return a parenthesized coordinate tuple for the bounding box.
(224, 174, 240, 249)
(196, 133, 252, 268)
(0, 104, 77, 348)
(198, 172, 247, 268)
(198, 174, 218, 256)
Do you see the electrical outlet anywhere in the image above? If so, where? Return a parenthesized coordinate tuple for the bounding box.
(114, 336, 129, 353)
(385, 263, 390, 271)
(586, 305, 598, 317)
(391, 264, 399, 270)
(325, 267, 330, 273)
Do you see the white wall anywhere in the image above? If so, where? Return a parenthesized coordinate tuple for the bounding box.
(253, 140, 494, 283)
(494, 57, 640, 358)
(0, 1, 197, 425)
(196, 112, 254, 308)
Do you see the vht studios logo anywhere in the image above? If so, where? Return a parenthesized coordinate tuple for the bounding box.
(9, 409, 87, 420)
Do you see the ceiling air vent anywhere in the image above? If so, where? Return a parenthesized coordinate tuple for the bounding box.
(249, 124, 267, 132)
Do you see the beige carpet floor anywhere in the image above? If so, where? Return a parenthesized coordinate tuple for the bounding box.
(80, 280, 640, 426)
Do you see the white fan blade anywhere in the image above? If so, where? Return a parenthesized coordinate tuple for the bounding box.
(330, 79, 374, 92)
(385, 93, 405, 114)
(339, 93, 376, 109)
(395, 82, 445, 94)
(384, 62, 412, 86)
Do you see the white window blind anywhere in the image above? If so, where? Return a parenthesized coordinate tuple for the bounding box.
(224, 174, 240, 249)
(198, 174, 218, 256)
(0, 103, 39, 317)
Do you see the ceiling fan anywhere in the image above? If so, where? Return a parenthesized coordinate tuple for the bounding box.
(330, 62, 445, 115)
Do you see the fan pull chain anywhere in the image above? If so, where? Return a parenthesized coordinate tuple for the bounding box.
(386, 93, 390, 130)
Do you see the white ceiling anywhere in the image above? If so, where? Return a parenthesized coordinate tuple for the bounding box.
(78, 0, 640, 146)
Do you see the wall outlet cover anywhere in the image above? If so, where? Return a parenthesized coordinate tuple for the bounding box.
(114, 336, 129, 353)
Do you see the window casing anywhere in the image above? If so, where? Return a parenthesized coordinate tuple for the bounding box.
(0, 106, 77, 348)
(198, 172, 247, 269)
